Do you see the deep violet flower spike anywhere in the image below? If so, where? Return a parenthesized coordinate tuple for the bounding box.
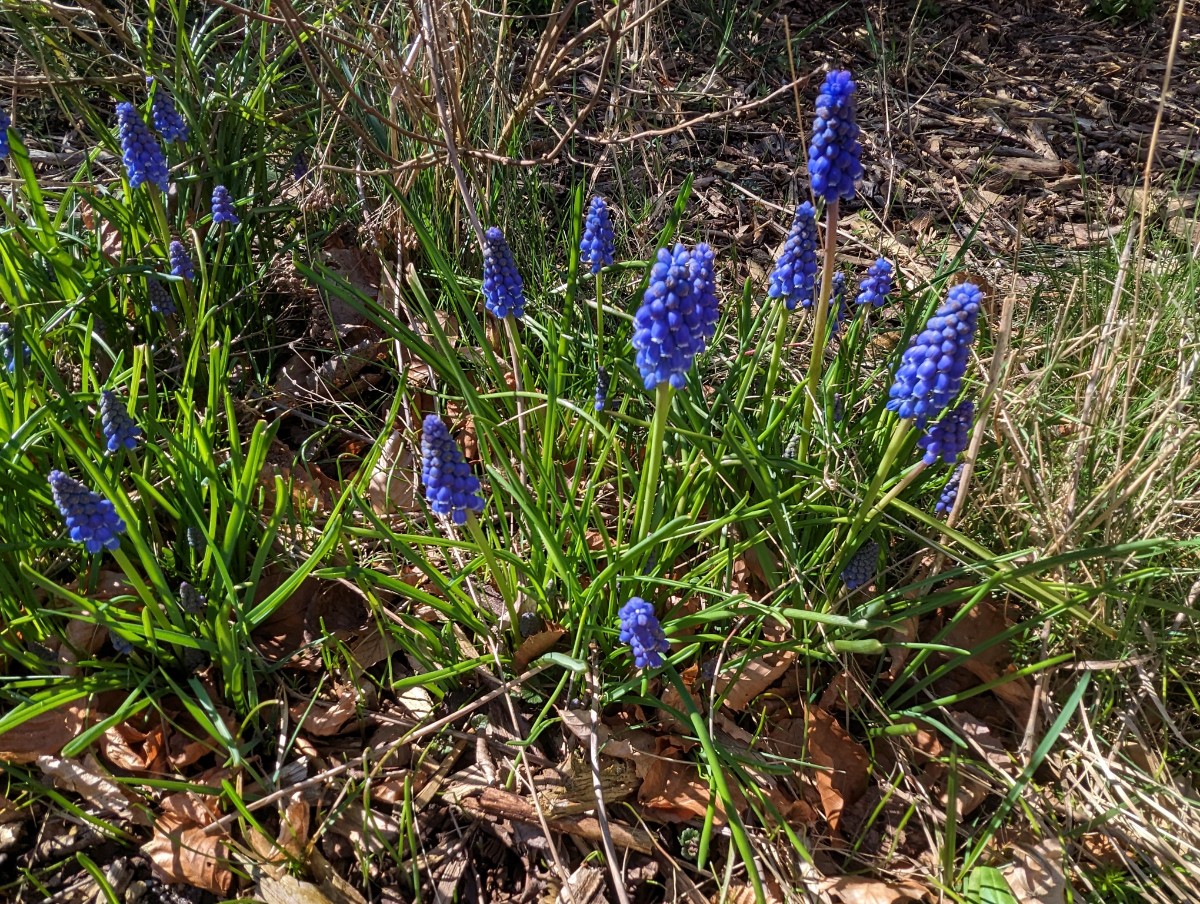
(109, 630, 133, 655)
(116, 102, 169, 192)
(147, 279, 176, 316)
(99, 390, 142, 454)
(420, 415, 484, 525)
(594, 366, 611, 412)
(48, 470, 126, 554)
(1, 323, 31, 372)
(886, 282, 983, 426)
(580, 196, 615, 274)
(179, 581, 206, 614)
(211, 185, 239, 225)
(856, 258, 893, 307)
(168, 240, 194, 282)
(935, 463, 966, 516)
(632, 243, 719, 391)
(0, 109, 10, 159)
(917, 399, 974, 466)
(618, 597, 670, 669)
(769, 202, 818, 311)
(841, 539, 879, 591)
(807, 70, 863, 203)
(481, 227, 526, 319)
(148, 78, 189, 143)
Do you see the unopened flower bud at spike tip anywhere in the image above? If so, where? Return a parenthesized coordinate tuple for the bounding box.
(211, 185, 239, 225)
(618, 597, 670, 669)
(918, 399, 974, 466)
(168, 240, 194, 282)
(841, 539, 879, 591)
(482, 227, 526, 319)
(420, 415, 485, 525)
(594, 366, 612, 412)
(769, 202, 818, 311)
(99, 389, 142, 454)
(48, 470, 126, 554)
(148, 78, 189, 143)
(116, 102, 169, 192)
(580, 196, 615, 274)
(632, 243, 719, 390)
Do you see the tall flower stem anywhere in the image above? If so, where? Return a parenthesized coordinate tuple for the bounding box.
(594, 270, 605, 362)
(798, 201, 839, 461)
(844, 417, 911, 552)
(504, 313, 528, 479)
(465, 512, 517, 631)
(760, 303, 790, 422)
(635, 383, 672, 544)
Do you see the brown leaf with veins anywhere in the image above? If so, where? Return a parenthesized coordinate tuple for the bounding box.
(943, 599, 1033, 723)
(291, 683, 361, 737)
(0, 700, 103, 764)
(514, 624, 566, 673)
(714, 619, 794, 711)
(637, 737, 745, 824)
(143, 774, 232, 895)
(769, 707, 869, 833)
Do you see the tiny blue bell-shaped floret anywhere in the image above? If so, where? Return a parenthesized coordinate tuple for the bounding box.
(211, 185, 239, 225)
(116, 102, 169, 192)
(841, 539, 879, 591)
(481, 227, 526, 319)
(99, 390, 142, 454)
(935, 463, 966, 516)
(148, 77, 189, 143)
(632, 243, 719, 390)
(917, 399, 974, 466)
(168, 240, 195, 282)
(855, 258, 893, 307)
(768, 202, 819, 311)
(147, 278, 176, 316)
(0, 108, 11, 159)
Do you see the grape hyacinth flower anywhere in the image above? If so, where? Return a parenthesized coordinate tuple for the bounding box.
(807, 70, 863, 203)
(116, 102, 169, 192)
(855, 258, 893, 307)
(917, 399, 974, 466)
(211, 185, 239, 225)
(481, 227, 526, 320)
(829, 271, 850, 336)
(0, 108, 10, 159)
(594, 366, 611, 412)
(99, 389, 141, 453)
(617, 597, 670, 669)
(1, 323, 31, 372)
(186, 524, 206, 551)
(148, 78, 189, 143)
(580, 196, 615, 274)
(842, 539, 879, 591)
(886, 282, 983, 426)
(768, 202, 819, 311)
(147, 279, 176, 316)
(48, 470, 126, 553)
(632, 243, 719, 390)
(179, 581, 206, 614)
(935, 463, 966, 516)
(109, 630, 133, 655)
(168, 240, 194, 282)
(290, 146, 309, 181)
(420, 414, 485, 525)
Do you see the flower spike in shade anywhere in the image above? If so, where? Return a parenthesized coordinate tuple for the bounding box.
(829, 271, 850, 336)
(179, 581, 206, 614)
(99, 390, 141, 453)
(632, 243, 719, 390)
(917, 399, 974, 466)
(580, 196, 615, 274)
(935, 463, 965, 516)
(1, 323, 31, 372)
(116, 102, 169, 192)
(482, 227, 526, 319)
(211, 185, 239, 225)
(0, 109, 10, 159)
(842, 539, 879, 591)
(768, 202, 819, 311)
(48, 470, 126, 553)
(168, 240, 194, 281)
(147, 279, 176, 316)
(420, 415, 485, 525)
(148, 78, 189, 143)
(856, 258, 893, 307)
(886, 282, 983, 426)
(594, 366, 611, 412)
(618, 597, 670, 669)
(808, 70, 863, 203)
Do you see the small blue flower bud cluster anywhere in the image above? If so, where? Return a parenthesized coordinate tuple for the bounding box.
(768, 202, 819, 311)
(580, 196, 615, 274)
(617, 597, 670, 669)
(841, 539, 879, 591)
(186, 524, 206, 550)
(917, 399, 974, 466)
(421, 414, 485, 525)
(179, 581, 206, 614)
(808, 71, 863, 203)
(148, 78, 189, 143)
(211, 185, 239, 225)
(829, 271, 850, 336)
(116, 102, 168, 192)
(148, 279, 176, 316)
(632, 243, 719, 390)
(169, 241, 194, 281)
(855, 258, 893, 307)
(594, 366, 611, 412)
(99, 390, 141, 454)
(48, 470, 126, 553)
(291, 147, 309, 180)
(109, 630, 133, 655)
(1, 323, 31, 372)
(0, 109, 10, 159)
(935, 463, 966, 516)
(886, 282, 983, 425)
(482, 227, 526, 319)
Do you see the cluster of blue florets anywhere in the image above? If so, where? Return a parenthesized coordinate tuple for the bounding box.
(768, 202, 819, 311)
(935, 463, 966, 516)
(482, 227, 526, 319)
(842, 540, 879, 591)
(829, 271, 850, 336)
(168, 240, 195, 281)
(99, 390, 142, 453)
(594, 367, 611, 412)
(0, 109, 10, 159)
(632, 243, 719, 390)
(420, 415, 485, 525)
(148, 279, 176, 316)
(116, 102, 169, 192)
(1, 323, 31, 372)
(886, 282, 982, 425)
(148, 78, 189, 143)
(617, 597, 670, 669)
(855, 258, 893, 307)
(48, 470, 126, 553)
(211, 185, 239, 225)
(580, 196, 615, 274)
(179, 581, 206, 614)
(808, 70, 863, 203)
(918, 399, 974, 466)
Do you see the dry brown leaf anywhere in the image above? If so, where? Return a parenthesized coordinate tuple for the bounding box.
(291, 683, 361, 737)
(253, 575, 369, 667)
(714, 619, 794, 711)
(100, 721, 169, 774)
(770, 708, 869, 833)
(0, 701, 102, 764)
(366, 430, 418, 515)
(309, 845, 369, 904)
(514, 624, 566, 673)
(80, 202, 123, 262)
(820, 671, 864, 712)
(38, 754, 140, 822)
(329, 803, 402, 853)
(1000, 837, 1066, 904)
(944, 600, 1033, 723)
(144, 785, 231, 896)
(257, 872, 335, 904)
(945, 713, 1014, 818)
(637, 739, 744, 824)
(821, 875, 930, 903)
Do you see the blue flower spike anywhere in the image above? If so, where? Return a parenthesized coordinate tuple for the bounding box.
(211, 185, 239, 225)
(148, 279, 176, 317)
(808, 70, 863, 204)
(594, 366, 612, 412)
(179, 581, 206, 614)
(48, 470, 126, 554)
(0, 108, 11, 160)
(1, 323, 31, 372)
(99, 390, 142, 454)
(886, 282, 983, 426)
(768, 202, 819, 311)
(632, 243, 720, 391)
(420, 415, 485, 525)
(482, 227, 526, 320)
(935, 463, 966, 516)
(829, 271, 851, 336)
(148, 77, 189, 143)
(855, 258, 893, 307)
(917, 399, 974, 466)
(842, 539, 879, 591)
(168, 240, 195, 282)
(618, 597, 670, 669)
(580, 196, 615, 274)
(116, 102, 169, 192)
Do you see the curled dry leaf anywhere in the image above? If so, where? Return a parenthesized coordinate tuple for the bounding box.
(253, 574, 369, 667)
(38, 754, 141, 823)
(999, 837, 1066, 904)
(944, 599, 1033, 723)
(99, 721, 168, 775)
(291, 683, 361, 738)
(514, 624, 567, 673)
(820, 875, 931, 903)
(638, 737, 746, 824)
(769, 707, 869, 833)
(0, 700, 103, 764)
(143, 782, 232, 896)
(944, 713, 1015, 818)
(714, 618, 794, 711)
(366, 429, 418, 515)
